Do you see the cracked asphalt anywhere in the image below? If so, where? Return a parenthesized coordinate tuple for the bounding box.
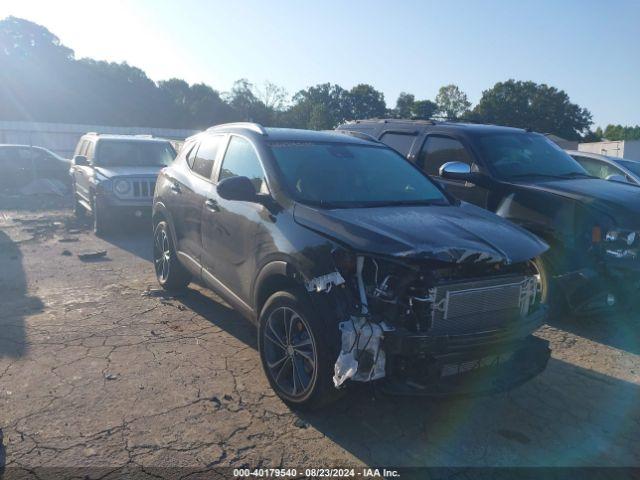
(1, 198, 640, 474)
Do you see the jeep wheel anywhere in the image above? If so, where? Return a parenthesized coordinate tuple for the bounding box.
(258, 289, 340, 410)
(93, 199, 112, 236)
(153, 221, 190, 291)
(72, 185, 85, 218)
(531, 256, 566, 320)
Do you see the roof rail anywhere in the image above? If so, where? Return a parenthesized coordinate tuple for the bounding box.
(85, 132, 99, 136)
(332, 130, 381, 143)
(134, 134, 154, 138)
(208, 122, 267, 136)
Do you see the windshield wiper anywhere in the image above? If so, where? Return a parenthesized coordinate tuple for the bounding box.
(506, 173, 565, 180)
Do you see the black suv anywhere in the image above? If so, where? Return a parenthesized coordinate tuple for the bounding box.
(152, 123, 550, 408)
(338, 119, 640, 315)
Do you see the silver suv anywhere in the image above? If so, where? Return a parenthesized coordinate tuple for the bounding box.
(70, 133, 176, 234)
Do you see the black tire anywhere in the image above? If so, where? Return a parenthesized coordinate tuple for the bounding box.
(92, 198, 111, 236)
(531, 256, 566, 320)
(153, 220, 191, 291)
(258, 289, 341, 410)
(72, 184, 85, 218)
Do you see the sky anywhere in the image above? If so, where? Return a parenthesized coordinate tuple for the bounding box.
(1, 0, 639, 128)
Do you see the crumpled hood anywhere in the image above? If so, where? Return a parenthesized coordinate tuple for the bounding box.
(293, 202, 548, 264)
(519, 178, 640, 224)
(94, 166, 163, 179)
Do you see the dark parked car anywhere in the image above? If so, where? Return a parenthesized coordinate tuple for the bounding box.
(568, 150, 640, 185)
(0, 144, 70, 190)
(70, 133, 176, 235)
(152, 123, 550, 408)
(338, 119, 640, 315)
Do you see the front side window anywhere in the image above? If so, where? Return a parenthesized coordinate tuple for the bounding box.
(419, 136, 474, 176)
(219, 136, 267, 193)
(617, 159, 640, 179)
(191, 135, 224, 179)
(269, 142, 448, 208)
(477, 133, 589, 180)
(95, 141, 176, 167)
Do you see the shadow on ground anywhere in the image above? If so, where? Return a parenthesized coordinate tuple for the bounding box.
(0, 230, 43, 358)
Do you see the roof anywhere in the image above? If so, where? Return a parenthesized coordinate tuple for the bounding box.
(198, 123, 378, 146)
(341, 118, 527, 134)
(84, 133, 171, 143)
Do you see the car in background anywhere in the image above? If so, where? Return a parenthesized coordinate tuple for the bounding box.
(568, 150, 640, 185)
(0, 144, 70, 190)
(152, 122, 550, 408)
(70, 133, 176, 235)
(338, 119, 640, 316)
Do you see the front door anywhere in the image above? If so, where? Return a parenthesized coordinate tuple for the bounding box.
(417, 134, 490, 207)
(201, 135, 268, 304)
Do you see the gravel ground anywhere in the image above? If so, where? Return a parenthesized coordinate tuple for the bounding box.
(1, 199, 639, 475)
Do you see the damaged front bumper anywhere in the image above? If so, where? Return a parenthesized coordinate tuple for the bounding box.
(378, 306, 548, 395)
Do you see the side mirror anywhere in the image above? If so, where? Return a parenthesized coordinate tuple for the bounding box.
(606, 174, 627, 183)
(439, 161, 472, 181)
(217, 176, 257, 202)
(73, 155, 89, 166)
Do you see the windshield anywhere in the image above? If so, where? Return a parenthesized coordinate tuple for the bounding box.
(617, 159, 640, 177)
(95, 140, 176, 167)
(269, 142, 448, 208)
(477, 133, 589, 180)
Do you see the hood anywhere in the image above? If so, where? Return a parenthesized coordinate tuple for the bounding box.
(94, 166, 163, 179)
(293, 202, 548, 265)
(515, 178, 640, 225)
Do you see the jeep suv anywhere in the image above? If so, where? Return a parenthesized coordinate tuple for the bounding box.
(152, 123, 550, 408)
(70, 133, 176, 234)
(338, 119, 640, 316)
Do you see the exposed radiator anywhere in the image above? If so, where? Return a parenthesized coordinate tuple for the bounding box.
(428, 275, 536, 335)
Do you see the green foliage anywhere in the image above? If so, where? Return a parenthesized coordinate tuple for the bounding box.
(602, 124, 640, 141)
(347, 84, 386, 120)
(391, 93, 437, 120)
(435, 84, 471, 120)
(472, 79, 592, 140)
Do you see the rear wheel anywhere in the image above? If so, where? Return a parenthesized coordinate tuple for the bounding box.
(153, 220, 190, 291)
(258, 289, 340, 410)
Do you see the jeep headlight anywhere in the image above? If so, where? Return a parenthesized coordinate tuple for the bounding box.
(114, 179, 131, 195)
(605, 229, 638, 246)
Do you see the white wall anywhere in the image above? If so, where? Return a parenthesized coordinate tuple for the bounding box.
(0, 120, 199, 158)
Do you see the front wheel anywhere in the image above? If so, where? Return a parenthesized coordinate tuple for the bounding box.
(153, 220, 191, 291)
(92, 198, 112, 236)
(258, 289, 340, 410)
(531, 256, 566, 320)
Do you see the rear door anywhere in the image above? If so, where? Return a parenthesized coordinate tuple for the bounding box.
(175, 135, 225, 268)
(73, 140, 93, 204)
(417, 134, 490, 207)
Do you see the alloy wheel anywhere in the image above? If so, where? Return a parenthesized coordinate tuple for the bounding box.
(263, 306, 318, 399)
(154, 227, 171, 283)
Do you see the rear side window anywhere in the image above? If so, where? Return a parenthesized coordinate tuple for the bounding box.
(575, 156, 625, 180)
(219, 136, 267, 193)
(379, 132, 416, 156)
(419, 136, 474, 176)
(191, 135, 224, 179)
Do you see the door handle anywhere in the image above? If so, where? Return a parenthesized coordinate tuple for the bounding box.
(170, 182, 181, 193)
(205, 199, 220, 212)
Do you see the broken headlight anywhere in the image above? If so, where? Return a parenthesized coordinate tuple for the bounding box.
(604, 229, 639, 259)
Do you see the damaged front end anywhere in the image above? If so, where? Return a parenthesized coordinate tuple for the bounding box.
(308, 248, 550, 396)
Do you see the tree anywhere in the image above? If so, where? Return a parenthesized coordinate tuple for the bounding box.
(602, 124, 640, 141)
(411, 100, 438, 120)
(435, 84, 471, 120)
(473, 80, 592, 140)
(282, 83, 351, 129)
(394, 92, 415, 118)
(347, 84, 386, 120)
